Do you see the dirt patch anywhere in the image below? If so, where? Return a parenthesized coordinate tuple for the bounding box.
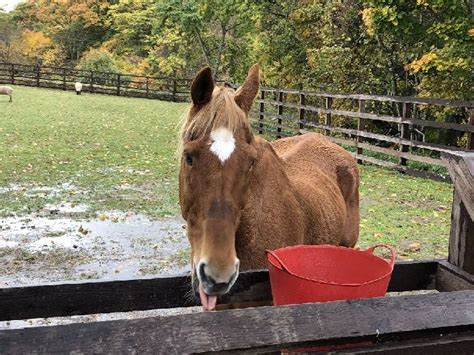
(0, 210, 190, 286)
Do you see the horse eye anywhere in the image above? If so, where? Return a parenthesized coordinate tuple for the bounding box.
(185, 154, 193, 166)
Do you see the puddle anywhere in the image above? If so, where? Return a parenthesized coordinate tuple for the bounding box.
(43, 203, 89, 214)
(0, 182, 84, 197)
(0, 212, 190, 286)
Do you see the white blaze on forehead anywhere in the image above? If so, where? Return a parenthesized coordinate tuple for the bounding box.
(209, 127, 235, 163)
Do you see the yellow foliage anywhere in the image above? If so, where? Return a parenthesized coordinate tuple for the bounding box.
(469, 28, 474, 37)
(407, 52, 438, 73)
(20, 30, 51, 59)
(416, 0, 429, 6)
(361, 8, 375, 36)
(42, 46, 66, 66)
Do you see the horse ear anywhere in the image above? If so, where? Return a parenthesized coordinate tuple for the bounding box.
(191, 67, 214, 107)
(235, 64, 260, 113)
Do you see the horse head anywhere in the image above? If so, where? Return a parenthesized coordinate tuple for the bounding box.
(179, 65, 260, 309)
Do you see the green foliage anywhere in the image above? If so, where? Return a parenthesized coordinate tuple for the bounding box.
(3, 0, 473, 100)
(77, 48, 118, 84)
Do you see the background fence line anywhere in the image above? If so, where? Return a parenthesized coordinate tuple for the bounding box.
(2, 62, 473, 180)
(250, 88, 474, 180)
(0, 62, 200, 102)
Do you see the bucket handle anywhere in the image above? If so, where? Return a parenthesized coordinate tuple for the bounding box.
(366, 244, 396, 269)
(266, 244, 396, 287)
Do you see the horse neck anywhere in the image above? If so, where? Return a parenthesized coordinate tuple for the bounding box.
(236, 137, 301, 268)
(249, 137, 290, 196)
(241, 137, 296, 228)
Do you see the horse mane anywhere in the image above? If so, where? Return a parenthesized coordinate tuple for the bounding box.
(178, 86, 251, 153)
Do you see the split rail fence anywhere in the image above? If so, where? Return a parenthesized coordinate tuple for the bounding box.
(2, 62, 473, 180)
(0, 62, 193, 102)
(251, 88, 474, 180)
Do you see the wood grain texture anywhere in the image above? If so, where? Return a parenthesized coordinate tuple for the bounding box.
(1, 291, 473, 354)
(442, 151, 474, 274)
(0, 262, 436, 321)
(259, 87, 474, 108)
(344, 332, 474, 354)
(436, 260, 474, 292)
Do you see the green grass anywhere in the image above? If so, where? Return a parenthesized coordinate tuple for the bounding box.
(1, 85, 187, 217)
(0, 85, 453, 259)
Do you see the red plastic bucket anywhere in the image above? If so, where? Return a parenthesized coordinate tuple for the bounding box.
(266, 244, 396, 305)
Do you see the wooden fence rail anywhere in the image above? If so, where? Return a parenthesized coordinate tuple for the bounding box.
(0, 62, 200, 102)
(2, 62, 473, 179)
(251, 88, 474, 180)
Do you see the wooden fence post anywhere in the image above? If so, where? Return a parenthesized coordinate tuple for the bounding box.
(90, 71, 94, 93)
(442, 151, 474, 275)
(258, 90, 265, 135)
(357, 99, 366, 164)
(324, 96, 332, 136)
(10, 63, 14, 84)
(299, 93, 305, 135)
(468, 109, 474, 150)
(277, 90, 283, 139)
(116, 74, 121, 96)
(62, 68, 67, 90)
(172, 78, 177, 102)
(145, 76, 149, 99)
(36, 65, 40, 87)
(399, 102, 412, 166)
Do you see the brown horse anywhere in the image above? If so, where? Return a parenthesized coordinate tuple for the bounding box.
(179, 64, 359, 310)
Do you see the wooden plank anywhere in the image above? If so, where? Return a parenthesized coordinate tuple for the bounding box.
(442, 152, 474, 218)
(387, 260, 437, 292)
(399, 103, 412, 166)
(448, 192, 474, 273)
(468, 108, 474, 149)
(0, 261, 437, 322)
(346, 332, 474, 354)
(324, 96, 332, 135)
(403, 117, 474, 133)
(357, 142, 444, 166)
(277, 91, 284, 139)
(256, 99, 474, 132)
(298, 93, 305, 134)
(328, 136, 356, 147)
(436, 260, 474, 291)
(260, 87, 474, 108)
(0, 271, 270, 321)
(355, 155, 449, 181)
(442, 151, 474, 274)
(1, 291, 473, 354)
(357, 99, 366, 163)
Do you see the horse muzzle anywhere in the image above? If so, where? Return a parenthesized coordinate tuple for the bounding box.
(195, 260, 240, 296)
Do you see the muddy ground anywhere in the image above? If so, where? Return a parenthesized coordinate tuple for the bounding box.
(0, 205, 190, 287)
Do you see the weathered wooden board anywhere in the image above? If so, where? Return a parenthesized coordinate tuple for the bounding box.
(1, 291, 473, 354)
(345, 332, 474, 354)
(442, 151, 474, 274)
(436, 260, 474, 292)
(0, 261, 437, 321)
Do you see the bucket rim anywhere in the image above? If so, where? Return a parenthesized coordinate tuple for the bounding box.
(266, 244, 396, 287)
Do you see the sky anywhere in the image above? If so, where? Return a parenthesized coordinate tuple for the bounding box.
(0, 0, 24, 12)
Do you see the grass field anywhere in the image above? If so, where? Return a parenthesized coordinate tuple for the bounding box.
(1, 86, 453, 261)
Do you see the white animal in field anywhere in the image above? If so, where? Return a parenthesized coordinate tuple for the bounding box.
(75, 82, 83, 95)
(0, 85, 13, 102)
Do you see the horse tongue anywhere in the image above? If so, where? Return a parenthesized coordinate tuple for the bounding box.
(199, 286, 217, 311)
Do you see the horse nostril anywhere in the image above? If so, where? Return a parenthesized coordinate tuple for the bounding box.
(198, 262, 216, 286)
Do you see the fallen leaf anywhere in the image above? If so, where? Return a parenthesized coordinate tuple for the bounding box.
(408, 242, 421, 252)
(78, 225, 89, 235)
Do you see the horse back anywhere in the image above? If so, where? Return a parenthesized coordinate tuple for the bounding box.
(270, 133, 359, 246)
